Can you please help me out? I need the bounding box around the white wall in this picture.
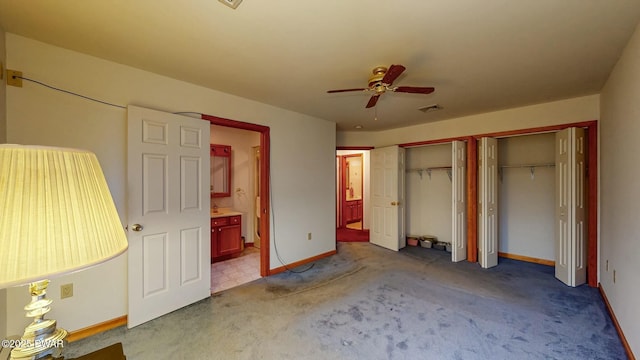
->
[600,23,640,355]
[4,33,336,335]
[337,95,599,147]
[405,144,453,244]
[210,125,260,243]
[498,133,555,261]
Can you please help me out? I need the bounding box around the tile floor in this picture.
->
[210,247,261,293]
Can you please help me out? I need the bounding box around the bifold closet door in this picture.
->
[555,127,586,287]
[479,137,498,268]
[452,140,467,262]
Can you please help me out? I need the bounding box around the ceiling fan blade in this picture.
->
[365,95,379,108]
[394,86,435,94]
[327,88,367,93]
[382,64,406,85]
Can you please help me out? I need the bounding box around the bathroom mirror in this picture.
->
[211,144,231,197]
[345,155,362,201]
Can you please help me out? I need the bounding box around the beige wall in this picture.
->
[600,23,640,355]
[337,95,599,147]
[4,33,336,335]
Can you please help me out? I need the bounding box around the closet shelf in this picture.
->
[499,163,555,181]
[499,163,555,169]
[407,166,452,181]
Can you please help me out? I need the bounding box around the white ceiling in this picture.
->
[1,1,639,131]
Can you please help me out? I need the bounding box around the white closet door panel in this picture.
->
[452,140,467,262]
[555,127,586,287]
[479,137,498,268]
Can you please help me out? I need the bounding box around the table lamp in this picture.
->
[0,144,128,359]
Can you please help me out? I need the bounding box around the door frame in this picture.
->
[399,120,598,287]
[339,153,364,228]
[201,114,271,277]
[336,147,374,231]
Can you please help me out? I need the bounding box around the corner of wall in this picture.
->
[0,27,7,340]
[0,27,7,143]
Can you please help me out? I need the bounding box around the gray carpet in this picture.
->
[63,242,625,359]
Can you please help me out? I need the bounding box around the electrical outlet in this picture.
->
[61,283,73,299]
[307,232,312,240]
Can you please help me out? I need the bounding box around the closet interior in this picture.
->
[405,143,454,254]
[497,133,556,264]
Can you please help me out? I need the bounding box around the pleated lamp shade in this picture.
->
[0,144,128,288]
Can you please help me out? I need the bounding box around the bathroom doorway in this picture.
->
[204,114,271,293]
[336,149,371,242]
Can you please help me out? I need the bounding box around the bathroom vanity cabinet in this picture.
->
[211,214,242,262]
[345,199,363,224]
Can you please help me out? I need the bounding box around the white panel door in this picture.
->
[451,140,467,262]
[555,127,586,287]
[479,137,498,268]
[370,145,405,251]
[127,106,211,328]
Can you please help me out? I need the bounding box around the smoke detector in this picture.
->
[219,0,242,9]
[418,104,442,113]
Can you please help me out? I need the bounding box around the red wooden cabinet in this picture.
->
[211,215,242,262]
[345,199,363,224]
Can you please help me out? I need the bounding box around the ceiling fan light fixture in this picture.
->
[373,82,386,94]
[219,0,242,9]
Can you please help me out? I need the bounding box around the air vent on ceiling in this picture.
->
[219,0,242,9]
[418,104,442,113]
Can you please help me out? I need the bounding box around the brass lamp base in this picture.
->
[10,280,67,360]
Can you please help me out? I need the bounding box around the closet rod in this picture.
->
[499,163,555,169]
[406,166,452,172]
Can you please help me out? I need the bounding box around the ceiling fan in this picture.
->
[326,64,435,108]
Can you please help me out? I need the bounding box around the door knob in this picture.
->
[131,224,143,232]
[391,201,400,206]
